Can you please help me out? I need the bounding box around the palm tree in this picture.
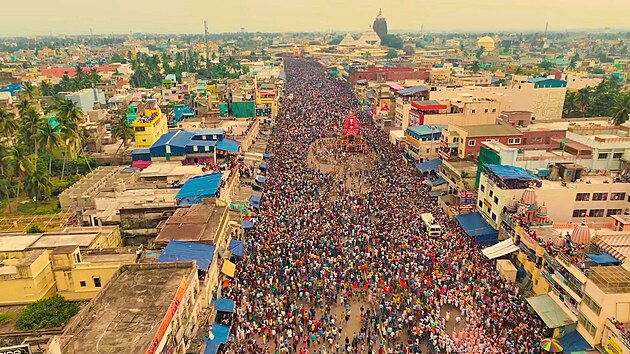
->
[24,165,53,209]
[2,144,35,208]
[53,96,83,125]
[18,108,42,154]
[0,178,11,201]
[35,120,63,172]
[20,82,40,101]
[576,88,592,117]
[110,113,134,152]
[563,91,579,118]
[16,99,31,119]
[611,93,630,125]
[0,108,18,138]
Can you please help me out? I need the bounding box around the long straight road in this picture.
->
[226,59,544,354]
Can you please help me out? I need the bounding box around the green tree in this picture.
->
[563,91,579,117]
[16,99,31,119]
[15,295,80,330]
[471,61,480,73]
[0,108,18,138]
[380,35,403,49]
[538,60,554,70]
[35,120,63,172]
[386,49,398,59]
[24,164,53,209]
[111,112,134,151]
[576,88,592,117]
[2,144,35,206]
[328,35,345,45]
[25,224,45,233]
[18,108,42,153]
[611,93,630,125]
[20,82,40,101]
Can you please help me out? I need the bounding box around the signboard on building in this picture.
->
[146,276,188,354]
[408,111,424,127]
[458,192,474,211]
[0,345,31,354]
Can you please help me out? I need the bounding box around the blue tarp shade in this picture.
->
[157,240,216,270]
[537,168,549,177]
[248,195,260,208]
[255,176,266,184]
[259,162,268,171]
[229,240,244,258]
[203,323,232,354]
[176,173,223,206]
[559,330,591,353]
[262,153,271,159]
[217,138,240,153]
[428,178,446,187]
[416,158,442,173]
[455,212,498,246]
[242,219,255,229]
[484,164,538,181]
[586,253,620,265]
[213,298,235,313]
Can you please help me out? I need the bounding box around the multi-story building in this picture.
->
[131,99,169,148]
[404,125,447,163]
[349,65,430,85]
[48,262,201,354]
[65,88,106,113]
[406,94,503,130]
[371,83,399,128]
[439,123,523,159]
[394,86,430,130]
[255,80,279,126]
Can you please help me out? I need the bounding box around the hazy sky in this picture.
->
[2,0,629,36]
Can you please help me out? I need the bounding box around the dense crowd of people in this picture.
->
[225,59,545,354]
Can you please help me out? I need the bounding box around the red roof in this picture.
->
[39,65,118,78]
[411,101,447,110]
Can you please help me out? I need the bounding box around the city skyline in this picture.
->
[1,0,629,36]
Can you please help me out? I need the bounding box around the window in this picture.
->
[611,192,626,201]
[582,295,602,315]
[79,281,86,287]
[613,152,623,159]
[453,137,460,143]
[607,209,622,216]
[489,190,494,197]
[93,277,102,288]
[572,209,587,217]
[598,153,609,160]
[480,185,486,192]
[492,108,497,113]
[491,213,497,221]
[484,109,488,113]
[471,109,476,114]
[575,193,590,201]
[588,209,605,217]
[592,193,608,201]
[468,140,476,146]
[578,313,597,337]
[478,200,483,208]
[494,196,499,204]
[507,138,521,145]
[134,126,145,132]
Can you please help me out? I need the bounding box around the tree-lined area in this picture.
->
[563,77,630,124]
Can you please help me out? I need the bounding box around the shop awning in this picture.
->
[221,260,236,277]
[203,323,232,354]
[228,240,244,258]
[241,219,255,229]
[526,294,574,329]
[586,253,620,265]
[428,178,446,187]
[248,195,260,208]
[455,211,498,246]
[416,158,442,173]
[255,176,267,184]
[482,238,519,259]
[213,298,235,313]
[259,162,268,171]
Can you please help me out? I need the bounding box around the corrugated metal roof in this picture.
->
[594,235,630,262]
[397,86,429,96]
[217,138,240,153]
[157,240,216,270]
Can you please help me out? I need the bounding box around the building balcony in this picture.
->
[606,318,630,351]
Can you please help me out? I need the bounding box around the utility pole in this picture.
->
[544,22,548,36]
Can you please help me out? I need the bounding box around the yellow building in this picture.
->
[0,250,56,305]
[132,100,168,148]
[255,80,279,126]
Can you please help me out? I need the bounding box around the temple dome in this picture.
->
[477,35,495,51]
[571,222,591,245]
[357,27,381,47]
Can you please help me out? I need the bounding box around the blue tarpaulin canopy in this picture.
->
[455,212,498,246]
[242,219,255,229]
[176,173,223,206]
[157,241,216,271]
[586,253,620,265]
[213,298,235,313]
[203,324,232,354]
[428,178,446,187]
[559,330,591,353]
[229,240,244,258]
[217,138,240,153]
[262,153,271,159]
[259,162,268,171]
[255,176,267,184]
[248,195,260,208]
[416,158,442,173]
[484,164,538,181]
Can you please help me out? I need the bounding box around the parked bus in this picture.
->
[420,213,442,237]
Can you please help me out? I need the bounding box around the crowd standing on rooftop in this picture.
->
[224,59,545,354]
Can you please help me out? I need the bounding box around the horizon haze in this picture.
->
[2,0,629,37]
